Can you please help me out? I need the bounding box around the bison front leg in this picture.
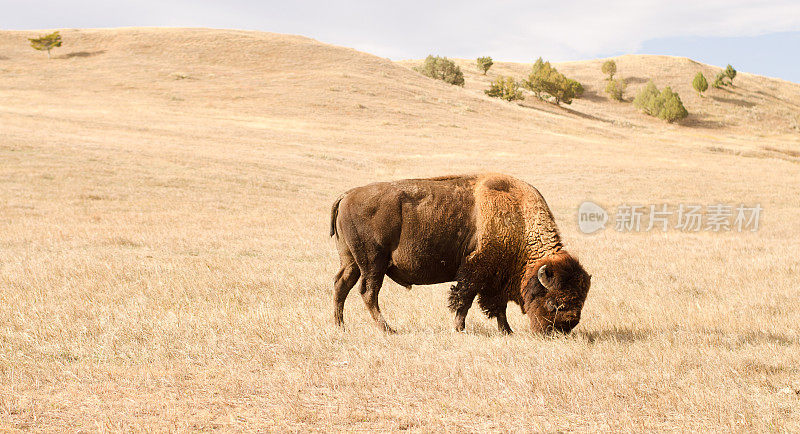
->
[448,280,478,332]
[496,309,513,335]
[477,292,513,335]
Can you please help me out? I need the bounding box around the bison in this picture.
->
[330,173,591,334]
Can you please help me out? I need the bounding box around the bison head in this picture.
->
[523,252,591,334]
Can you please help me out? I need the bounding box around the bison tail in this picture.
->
[330,193,346,237]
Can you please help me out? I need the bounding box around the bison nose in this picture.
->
[554,319,580,334]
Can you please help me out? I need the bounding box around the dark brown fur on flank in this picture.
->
[330,173,591,334]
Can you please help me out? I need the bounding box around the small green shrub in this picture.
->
[658,87,688,122]
[712,72,727,88]
[601,60,617,80]
[633,81,688,123]
[692,72,708,96]
[477,56,493,75]
[725,64,737,82]
[29,31,62,59]
[525,58,547,99]
[605,78,626,101]
[484,76,524,101]
[568,79,584,98]
[415,55,465,86]
[712,65,737,88]
[633,81,661,115]
[523,57,583,105]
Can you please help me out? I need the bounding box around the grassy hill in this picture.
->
[1,28,799,431]
[418,54,800,135]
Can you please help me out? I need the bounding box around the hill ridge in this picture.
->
[1,27,798,156]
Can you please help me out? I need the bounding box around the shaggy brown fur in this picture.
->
[330,173,591,334]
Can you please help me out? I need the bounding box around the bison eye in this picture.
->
[544,299,565,313]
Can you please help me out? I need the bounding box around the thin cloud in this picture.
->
[3,0,799,61]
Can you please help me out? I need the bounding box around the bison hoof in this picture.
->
[378,322,396,334]
[453,315,467,333]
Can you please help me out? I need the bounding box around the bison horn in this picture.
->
[538,265,553,290]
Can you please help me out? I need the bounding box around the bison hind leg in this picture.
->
[334,261,361,327]
[360,272,396,334]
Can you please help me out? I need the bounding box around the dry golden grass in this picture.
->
[1,28,799,431]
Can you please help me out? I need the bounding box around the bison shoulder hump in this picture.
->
[483,175,511,193]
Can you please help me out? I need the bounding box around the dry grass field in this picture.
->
[1,28,799,431]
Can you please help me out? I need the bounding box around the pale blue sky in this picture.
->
[2,0,799,83]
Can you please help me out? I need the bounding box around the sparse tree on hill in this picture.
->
[658,86,688,122]
[568,79,584,98]
[692,72,708,97]
[484,76,524,101]
[477,56,493,75]
[551,76,575,105]
[605,78,626,101]
[524,58,551,99]
[29,31,62,59]
[712,72,727,88]
[532,57,544,71]
[725,64,737,83]
[601,60,617,80]
[415,55,465,86]
[634,81,661,115]
[712,66,737,88]
[526,57,546,98]
[634,81,688,123]
[523,57,583,105]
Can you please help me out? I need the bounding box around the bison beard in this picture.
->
[330,173,591,334]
